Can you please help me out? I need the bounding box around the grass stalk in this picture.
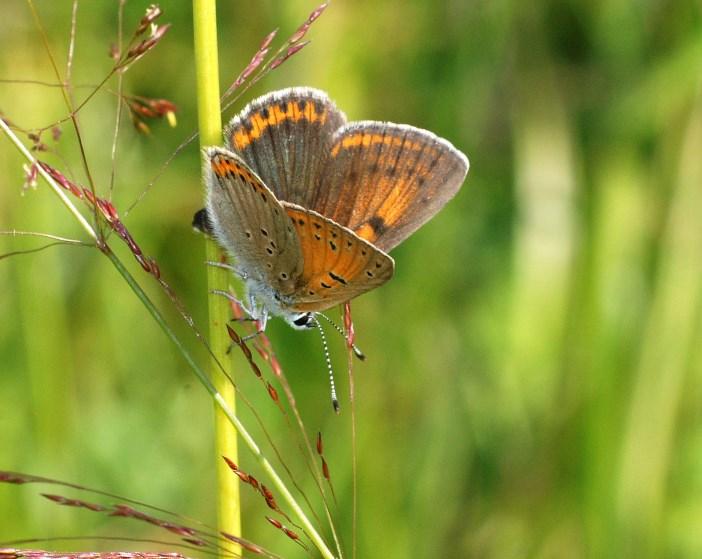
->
[191,0,241,551]
[191,5,337,558]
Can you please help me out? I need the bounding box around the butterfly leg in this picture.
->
[209,289,269,342]
[209,289,257,319]
[205,260,248,280]
[241,309,268,342]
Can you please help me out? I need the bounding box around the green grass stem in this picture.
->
[191,0,241,551]
[191,4,336,558]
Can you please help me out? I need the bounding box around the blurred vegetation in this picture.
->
[1,1,702,558]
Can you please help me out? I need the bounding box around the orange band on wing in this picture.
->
[330,132,428,157]
[211,156,255,182]
[230,100,329,151]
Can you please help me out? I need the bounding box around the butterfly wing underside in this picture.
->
[312,122,469,252]
[282,203,394,312]
[224,87,347,208]
[205,147,303,294]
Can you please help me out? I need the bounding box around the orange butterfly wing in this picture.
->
[206,147,303,295]
[224,87,346,206]
[312,122,469,252]
[282,203,394,312]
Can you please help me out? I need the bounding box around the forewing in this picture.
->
[282,203,394,312]
[224,87,347,206]
[313,122,469,252]
[205,147,302,294]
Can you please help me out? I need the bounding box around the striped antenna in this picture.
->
[316,312,366,361]
[313,317,339,413]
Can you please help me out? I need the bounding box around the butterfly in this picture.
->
[198,87,469,332]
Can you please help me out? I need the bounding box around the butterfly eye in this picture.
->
[292,313,314,328]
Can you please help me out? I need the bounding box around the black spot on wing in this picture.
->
[329,271,348,285]
[368,215,387,235]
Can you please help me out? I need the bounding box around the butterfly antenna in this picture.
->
[313,317,340,414]
[316,312,366,361]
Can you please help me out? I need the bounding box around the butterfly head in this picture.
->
[263,286,315,330]
[285,311,316,330]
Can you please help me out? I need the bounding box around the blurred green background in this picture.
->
[2,1,702,558]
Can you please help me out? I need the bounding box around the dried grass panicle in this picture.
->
[123,23,171,67]
[110,505,201,542]
[343,302,355,350]
[135,4,163,36]
[2,470,277,556]
[26,132,48,152]
[225,322,290,413]
[101,5,169,70]
[289,1,329,44]
[316,431,324,455]
[254,334,284,377]
[42,493,107,512]
[223,1,329,98]
[226,29,278,96]
[269,41,310,70]
[266,381,279,403]
[22,163,39,193]
[0,551,187,559]
[315,432,332,481]
[220,533,265,555]
[222,457,288,520]
[35,161,161,277]
[0,472,39,484]
[37,490,204,545]
[225,325,258,373]
[127,96,178,134]
[265,517,305,548]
